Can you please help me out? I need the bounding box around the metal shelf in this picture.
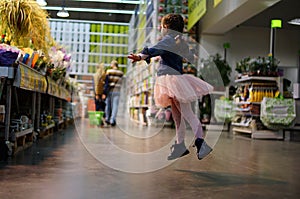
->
[129,105,149,108]
[211,91,226,95]
[41,123,55,131]
[14,127,34,138]
[0,66,14,78]
[235,76,278,83]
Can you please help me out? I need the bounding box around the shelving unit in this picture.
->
[126,0,158,125]
[211,89,234,131]
[0,61,77,155]
[231,76,283,139]
[49,19,129,79]
[1,63,45,152]
[127,60,155,125]
[49,19,130,111]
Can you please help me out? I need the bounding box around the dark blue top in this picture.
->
[141,34,194,76]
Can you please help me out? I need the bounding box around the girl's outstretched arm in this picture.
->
[128,53,148,63]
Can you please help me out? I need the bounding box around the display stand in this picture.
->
[0,61,75,155]
[46,77,72,132]
[0,66,14,142]
[232,76,283,139]
[1,63,46,152]
[39,123,55,139]
[211,90,234,131]
[202,87,231,131]
[38,92,55,139]
[282,100,300,141]
[12,62,48,150]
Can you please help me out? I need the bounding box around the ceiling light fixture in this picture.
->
[36,0,47,6]
[73,0,140,4]
[57,0,69,18]
[288,18,300,26]
[57,7,69,18]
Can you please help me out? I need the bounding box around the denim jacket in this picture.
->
[141,33,194,76]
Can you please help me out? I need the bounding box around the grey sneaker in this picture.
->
[195,138,212,160]
[167,141,190,160]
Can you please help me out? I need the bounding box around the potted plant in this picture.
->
[267,56,279,76]
[250,56,279,76]
[200,53,232,90]
[236,56,251,76]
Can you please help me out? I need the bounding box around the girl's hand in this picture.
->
[128,54,141,63]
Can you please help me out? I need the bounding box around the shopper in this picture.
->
[93,63,107,126]
[104,60,124,126]
[128,13,214,160]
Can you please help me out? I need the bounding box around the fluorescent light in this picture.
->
[57,7,69,18]
[288,18,300,26]
[73,0,140,4]
[37,0,47,6]
[44,6,135,14]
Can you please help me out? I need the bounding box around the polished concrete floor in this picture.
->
[0,118,300,199]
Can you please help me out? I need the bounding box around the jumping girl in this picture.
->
[128,13,214,160]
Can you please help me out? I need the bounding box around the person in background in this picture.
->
[93,63,107,126]
[104,60,124,126]
[128,13,214,161]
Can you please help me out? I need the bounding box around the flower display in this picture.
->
[47,46,72,82]
[0,43,20,66]
[49,46,72,70]
[0,0,54,55]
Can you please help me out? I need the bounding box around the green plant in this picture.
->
[251,56,279,76]
[267,56,280,75]
[236,57,251,74]
[253,56,267,75]
[236,56,279,76]
[200,53,232,87]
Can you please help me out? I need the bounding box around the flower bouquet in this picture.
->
[47,46,72,82]
[0,44,20,66]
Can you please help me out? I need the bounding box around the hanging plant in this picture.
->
[0,0,54,55]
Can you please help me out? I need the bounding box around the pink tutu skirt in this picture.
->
[154,74,214,107]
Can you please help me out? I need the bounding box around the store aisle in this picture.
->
[0,118,299,199]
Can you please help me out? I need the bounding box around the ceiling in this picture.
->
[45,0,139,23]
[44,0,300,30]
[241,0,300,31]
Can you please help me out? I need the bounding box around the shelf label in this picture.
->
[13,64,47,93]
[47,77,61,98]
[47,77,71,101]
